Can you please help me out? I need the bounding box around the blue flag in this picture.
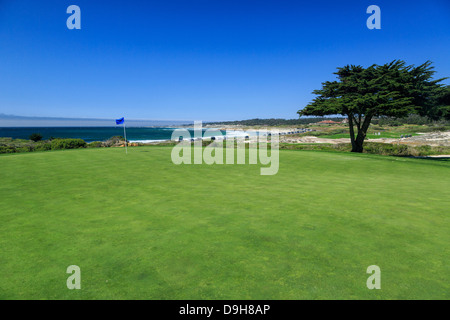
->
[116,117,124,125]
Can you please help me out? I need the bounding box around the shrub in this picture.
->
[87,141,104,148]
[15,146,33,153]
[0,145,16,154]
[34,141,52,151]
[279,143,352,152]
[363,143,410,156]
[51,138,87,150]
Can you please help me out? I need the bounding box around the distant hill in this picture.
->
[205,117,345,126]
[205,115,450,127]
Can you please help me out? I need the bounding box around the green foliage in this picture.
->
[29,133,43,142]
[0,145,16,153]
[15,146,33,153]
[280,143,352,152]
[363,143,410,156]
[0,138,34,154]
[297,128,347,138]
[0,136,126,153]
[34,141,52,151]
[0,138,86,154]
[87,141,104,148]
[299,60,447,119]
[436,85,450,120]
[50,138,87,150]
[359,142,449,156]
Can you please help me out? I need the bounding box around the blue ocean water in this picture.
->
[0,127,216,143]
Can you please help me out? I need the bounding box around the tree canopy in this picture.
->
[29,133,43,142]
[298,60,448,152]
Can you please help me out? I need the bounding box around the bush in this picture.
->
[0,145,16,154]
[279,143,352,152]
[51,138,87,150]
[15,146,33,153]
[415,145,432,155]
[34,141,52,152]
[87,141,104,148]
[363,143,410,156]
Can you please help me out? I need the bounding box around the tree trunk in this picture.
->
[347,114,359,152]
[352,136,365,153]
[351,114,373,153]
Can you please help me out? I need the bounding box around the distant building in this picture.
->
[341,118,349,124]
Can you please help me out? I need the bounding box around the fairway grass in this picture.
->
[0,147,449,299]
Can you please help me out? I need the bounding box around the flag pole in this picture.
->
[123,122,128,154]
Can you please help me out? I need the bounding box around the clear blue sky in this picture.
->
[0,0,449,121]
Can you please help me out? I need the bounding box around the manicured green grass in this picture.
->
[0,147,449,299]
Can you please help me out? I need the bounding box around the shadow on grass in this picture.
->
[407,156,450,162]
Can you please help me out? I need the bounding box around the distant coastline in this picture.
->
[0,114,194,127]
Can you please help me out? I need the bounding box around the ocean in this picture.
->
[0,127,223,143]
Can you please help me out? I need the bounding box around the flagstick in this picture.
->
[123,122,128,154]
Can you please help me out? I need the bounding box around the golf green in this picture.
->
[0,147,448,299]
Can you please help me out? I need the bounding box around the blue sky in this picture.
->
[0,0,449,121]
